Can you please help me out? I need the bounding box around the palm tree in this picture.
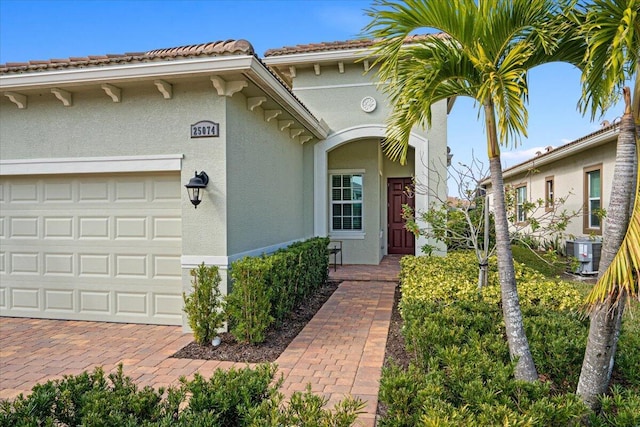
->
[364,0,582,381]
[572,0,640,410]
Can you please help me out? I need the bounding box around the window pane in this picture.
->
[589,171,601,197]
[333,217,342,230]
[343,188,351,200]
[352,175,363,200]
[332,189,341,201]
[343,217,352,229]
[590,199,601,228]
[343,175,351,187]
[333,204,341,216]
[353,217,362,230]
[332,175,341,188]
[353,204,362,216]
[343,204,352,216]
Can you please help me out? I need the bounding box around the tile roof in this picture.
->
[501,121,621,174]
[264,33,446,57]
[0,39,255,74]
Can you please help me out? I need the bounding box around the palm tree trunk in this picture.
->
[485,101,538,382]
[576,102,637,410]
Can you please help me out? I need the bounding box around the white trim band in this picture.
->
[0,154,183,175]
[181,237,308,269]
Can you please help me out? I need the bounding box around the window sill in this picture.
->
[329,231,366,240]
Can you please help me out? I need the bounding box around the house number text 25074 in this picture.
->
[190,120,220,138]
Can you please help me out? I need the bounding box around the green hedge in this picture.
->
[226,237,330,344]
[0,363,364,426]
[378,252,639,426]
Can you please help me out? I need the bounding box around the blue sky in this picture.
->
[0,0,626,173]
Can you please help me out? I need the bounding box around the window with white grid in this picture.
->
[331,174,363,231]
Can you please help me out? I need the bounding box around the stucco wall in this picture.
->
[0,80,229,258]
[225,92,308,255]
[291,62,448,261]
[499,139,616,240]
[328,138,382,264]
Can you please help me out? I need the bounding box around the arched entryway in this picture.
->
[314,124,429,263]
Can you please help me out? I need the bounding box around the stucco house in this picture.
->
[0,37,449,327]
[483,123,620,252]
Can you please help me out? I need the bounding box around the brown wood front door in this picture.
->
[387,177,415,254]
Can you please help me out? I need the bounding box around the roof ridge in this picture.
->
[0,39,255,74]
[264,33,446,57]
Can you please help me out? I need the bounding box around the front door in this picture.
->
[387,177,415,254]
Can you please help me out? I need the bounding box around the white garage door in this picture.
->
[0,172,183,325]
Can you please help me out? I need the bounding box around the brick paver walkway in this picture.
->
[0,256,400,426]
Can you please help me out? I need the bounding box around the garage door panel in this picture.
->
[115,217,147,239]
[154,294,183,317]
[115,255,148,277]
[116,292,147,315]
[44,253,74,275]
[45,289,74,311]
[79,217,111,239]
[11,288,40,309]
[80,291,111,313]
[79,181,109,201]
[10,182,38,202]
[153,217,181,239]
[44,217,74,239]
[10,217,39,238]
[44,182,73,202]
[79,254,111,276]
[10,252,39,274]
[1,173,183,325]
[115,180,147,201]
[153,255,181,278]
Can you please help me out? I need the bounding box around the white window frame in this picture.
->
[516,184,527,223]
[584,165,602,234]
[329,169,365,239]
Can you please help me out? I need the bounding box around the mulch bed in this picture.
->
[171,280,341,363]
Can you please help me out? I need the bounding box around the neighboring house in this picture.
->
[0,38,449,327]
[483,123,620,245]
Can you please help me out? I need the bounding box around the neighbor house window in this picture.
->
[331,174,363,231]
[545,176,554,212]
[584,164,602,234]
[516,185,527,223]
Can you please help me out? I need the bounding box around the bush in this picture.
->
[226,237,329,344]
[0,364,365,427]
[226,257,274,345]
[183,263,225,345]
[377,251,638,426]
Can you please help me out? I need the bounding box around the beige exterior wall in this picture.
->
[496,139,616,241]
[327,139,407,264]
[289,62,448,262]
[225,92,309,255]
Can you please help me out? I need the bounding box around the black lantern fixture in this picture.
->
[185,171,209,208]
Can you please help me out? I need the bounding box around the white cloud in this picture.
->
[501,146,554,168]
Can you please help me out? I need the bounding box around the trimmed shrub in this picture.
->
[378,251,638,426]
[0,365,166,427]
[226,257,274,345]
[0,364,364,427]
[183,263,225,345]
[226,237,330,344]
[0,363,365,427]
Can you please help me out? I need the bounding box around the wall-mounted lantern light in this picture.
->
[185,171,209,208]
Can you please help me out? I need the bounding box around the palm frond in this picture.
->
[579,0,640,119]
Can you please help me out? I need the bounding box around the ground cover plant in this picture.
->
[378,251,639,426]
[0,364,365,427]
